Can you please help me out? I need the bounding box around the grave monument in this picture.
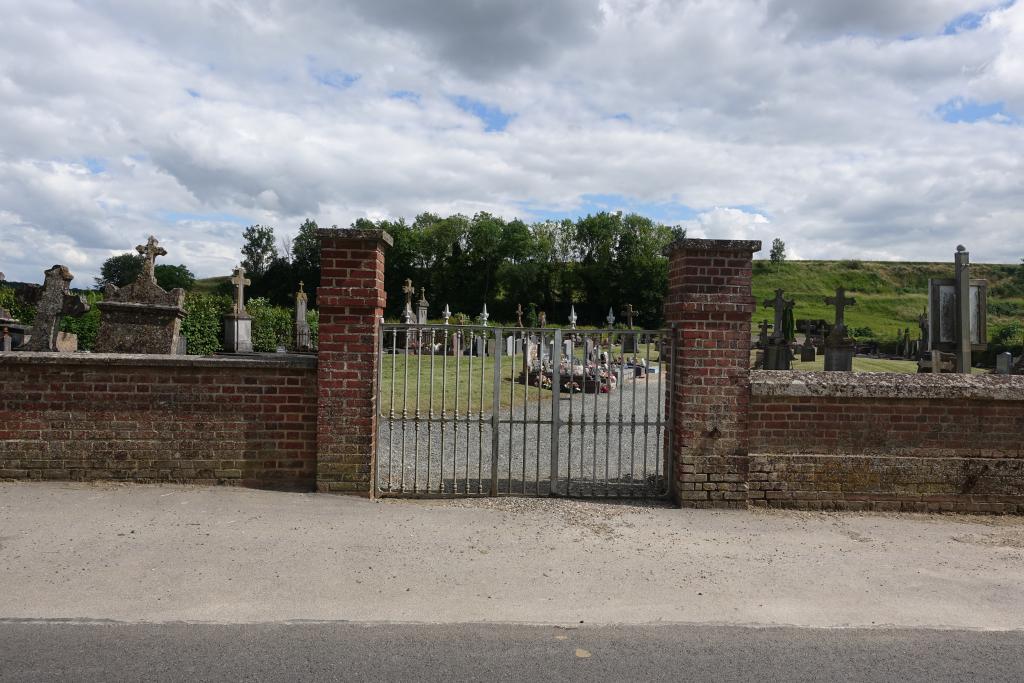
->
[223,265,253,353]
[23,265,90,352]
[621,303,637,353]
[294,281,311,351]
[401,278,416,324]
[762,289,794,370]
[823,287,856,371]
[924,245,987,374]
[95,236,187,354]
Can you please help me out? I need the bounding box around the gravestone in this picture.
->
[757,319,772,349]
[1013,354,1024,375]
[2,327,11,352]
[563,339,573,360]
[515,304,524,328]
[926,246,987,373]
[223,265,253,353]
[486,338,496,358]
[417,288,429,325]
[95,236,186,354]
[24,265,89,352]
[823,287,856,372]
[762,289,794,370]
[996,352,1013,375]
[621,303,637,353]
[401,278,416,325]
[294,281,311,351]
[583,338,595,361]
[800,339,816,362]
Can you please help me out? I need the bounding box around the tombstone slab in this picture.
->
[95,236,186,354]
[996,352,1013,375]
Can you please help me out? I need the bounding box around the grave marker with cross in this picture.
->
[136,236,167,283]
[763,289,794,341]
[230,265,251,315]
[824,287,856,338]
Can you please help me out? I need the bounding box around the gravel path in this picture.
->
[376,373,669,498]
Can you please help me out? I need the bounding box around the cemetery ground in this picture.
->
[2,482,1024,681]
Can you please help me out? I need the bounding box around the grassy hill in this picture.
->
[752,260,1024,342]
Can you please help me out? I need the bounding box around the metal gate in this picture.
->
[375,324,673,499]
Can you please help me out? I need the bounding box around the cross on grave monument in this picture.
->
[515,304,524,328]
[823,287,857,371]
[417,288,429,325]
[757,319,772,347]
[294,281,311,351]
[223,265,253,353]
[23,265,90,351]
[761,289,794,370]
[401,278,416,324]
[95,235,188,354]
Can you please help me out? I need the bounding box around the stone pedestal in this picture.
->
[996,352,1013,375]
[96,301,186,354]
[800,344,816,362]
[763,339,791,370]
[824,343,855,371]
[224,313,253,353]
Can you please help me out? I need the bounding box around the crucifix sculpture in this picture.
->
[515,304,523,328]
[824,287,856,336]
[758,319,772,345]
[230,265,251,315]
[763,289,794,341]
[136,235,167,283]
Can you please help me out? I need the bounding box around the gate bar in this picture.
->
[551,328,562,496]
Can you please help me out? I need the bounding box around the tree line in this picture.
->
[237,212,684,329]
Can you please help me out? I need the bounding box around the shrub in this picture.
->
[307,309,319,349]
[181,292,232,355]
[60,291,103,350]
[0,286,36,325]
[248,297,293,352]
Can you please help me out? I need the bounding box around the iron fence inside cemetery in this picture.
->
[376,323,674,499]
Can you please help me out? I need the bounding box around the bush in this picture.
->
[248,297,293,352]
[181,292,232,355]
[0,286,36,325]
[60,291,103,350]
[307,309,319,349]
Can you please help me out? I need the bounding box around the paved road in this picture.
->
[377,375,670,496]
[2,622,1023,682]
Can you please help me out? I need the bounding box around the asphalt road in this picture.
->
[2,622,1023,682]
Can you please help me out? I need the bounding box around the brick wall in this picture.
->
[748,371,1024,513]
[664,238,762,508]
[315,228,391,493]
[0,353,317,489]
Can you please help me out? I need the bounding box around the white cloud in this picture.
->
[0,0,1022,285]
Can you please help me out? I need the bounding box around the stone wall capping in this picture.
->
[316,227,394,247]
[751,369,1024,401]
[663,238,763,256]
[0,351,317,370]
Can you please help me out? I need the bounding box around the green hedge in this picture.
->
[181,292,233,355]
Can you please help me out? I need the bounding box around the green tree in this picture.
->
[291,219,320,305]
[95,253,144,289]
[155,264,195,291]
[770,238,786,264]
[241,224,278,277]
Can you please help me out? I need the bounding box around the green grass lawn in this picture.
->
[752,260,1024,342]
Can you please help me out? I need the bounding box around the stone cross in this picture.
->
[824,287,856,333]
[621,303,634,329]
[763,289,793,339]
[515,304,523,327]
[538,311,546,328]
[24,265,89,352]
[136,236,167,282]
[758,319,772,345]
[230,265,251,315]
[402,278,415,308]
[917,309,928,351]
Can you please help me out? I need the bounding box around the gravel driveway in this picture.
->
[376,373,670,498]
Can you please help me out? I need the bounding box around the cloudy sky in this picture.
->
[1,0,1022,284]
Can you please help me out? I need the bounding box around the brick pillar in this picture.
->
[664,239,761,508]
[316,228,392,494]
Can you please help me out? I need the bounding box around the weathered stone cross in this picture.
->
[824,287,856,332]
[763,289,794,338]
[758,319,772,343]
[136,235,167,282]
[515,304,524,327]
[230,265,251,315]
[402,278,415,307]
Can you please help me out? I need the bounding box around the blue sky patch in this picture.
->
[186,88,200,98]
[449,95,513,132]
[608,113,632,122]
[389,90,421,103]
[83,157,105,174]
[937,97,1019,124]
[942,1,1014,35]
[308,59,360,90]
[519,194,700,223]
[160,211,250,225]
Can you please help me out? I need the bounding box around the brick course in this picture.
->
[0,353,317,489]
